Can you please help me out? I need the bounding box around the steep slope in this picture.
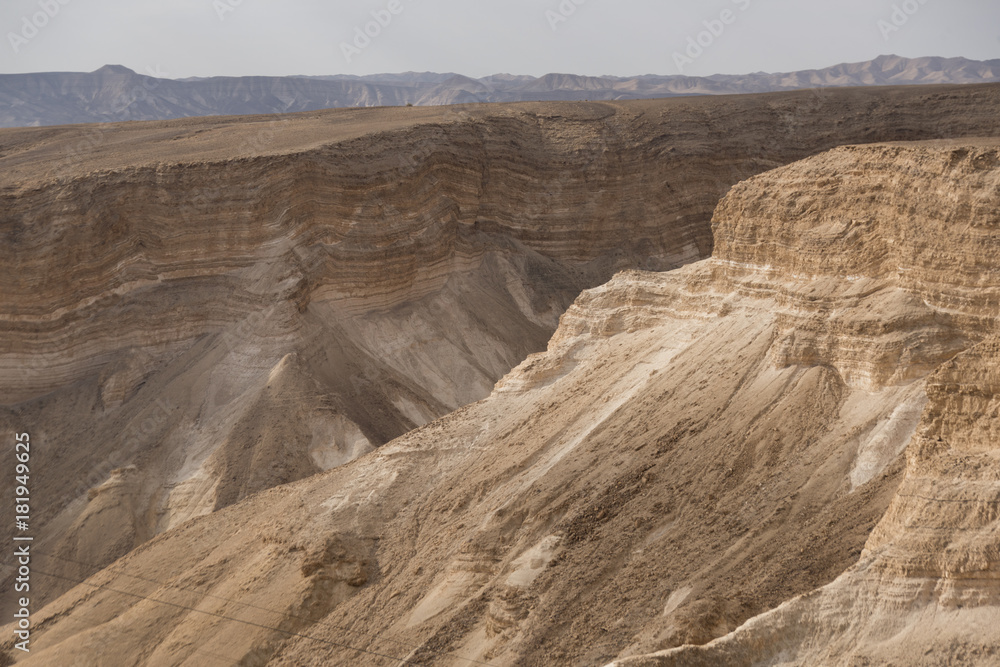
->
[2,56,1000,127]
[5,139,999,666]
[4,86,1000,618]
[613,141,1000,667]
[615,340,1000,667]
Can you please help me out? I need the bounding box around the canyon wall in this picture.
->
[4,84,999,618]
[612,140,1000,666]
[5,137,1000,665]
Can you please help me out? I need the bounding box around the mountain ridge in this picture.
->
[2,55,999,127]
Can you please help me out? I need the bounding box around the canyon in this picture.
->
[1,83,1000,665]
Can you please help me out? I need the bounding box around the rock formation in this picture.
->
[2,97,999,664]
[613,141,1000,666]
[4,86,1000,623]
[9,88,992,588]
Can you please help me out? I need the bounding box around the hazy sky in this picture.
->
[1,0,998,78]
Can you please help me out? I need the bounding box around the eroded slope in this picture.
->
[615,141,1000,667]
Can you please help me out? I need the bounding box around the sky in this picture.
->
[1,0,998,79]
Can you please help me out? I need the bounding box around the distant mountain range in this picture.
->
[1,55,999,128]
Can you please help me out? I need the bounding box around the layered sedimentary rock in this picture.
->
[5,84,999,619]
[5,137,999,665]
[614,340,1000,667]
[613,142,1000,667]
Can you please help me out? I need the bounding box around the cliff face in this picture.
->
[713,141,1000,389]
[6,134,1000,665]
[614,142,1000,667]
